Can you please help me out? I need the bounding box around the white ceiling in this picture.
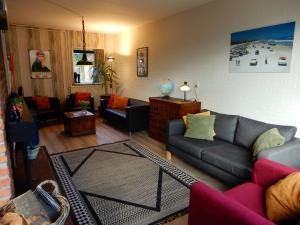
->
[6,0,214,33]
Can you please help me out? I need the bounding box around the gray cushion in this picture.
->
[210,111,238,143]
[168,135,226,159]
[234,117,297,149]
[202,144,253,180]
[105,108,126,118]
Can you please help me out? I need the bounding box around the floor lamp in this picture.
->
[107,56,114,95]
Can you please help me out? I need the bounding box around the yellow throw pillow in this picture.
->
[183,111,211,126]
[266,172,300,223]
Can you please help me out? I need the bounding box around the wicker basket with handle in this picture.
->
[0,180,70,225]
[37,180,70,225]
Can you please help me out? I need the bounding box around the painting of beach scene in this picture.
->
[229,22,296,73]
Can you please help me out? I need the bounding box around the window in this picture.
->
[73,50,99,84]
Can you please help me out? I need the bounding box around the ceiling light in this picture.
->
[77,17,93,66]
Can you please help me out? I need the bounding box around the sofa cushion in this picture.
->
[210,111,238,143]
[32,96,50,110]
[105,108,126,118]
[252,128,285,159]
[234,117,297,149]
[202,144,253,180]
[182,111,211,127]
[266,172,300,223]
[168,135,226,159]
[225,182,266,217]
[107,94,116,108]
[75,92,91,106]
[111,95,129,109]
[184,114,216,141]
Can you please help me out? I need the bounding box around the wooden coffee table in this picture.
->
[63,111,96,136]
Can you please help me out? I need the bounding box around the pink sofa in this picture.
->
[188,159,299,225]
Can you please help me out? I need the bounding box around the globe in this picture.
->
[159,79,174,97]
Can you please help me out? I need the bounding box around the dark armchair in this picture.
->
[100,96,149,135]
[24,96,61,124]
[66,93,94,113]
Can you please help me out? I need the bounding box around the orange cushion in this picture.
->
[75,92,91,106]
[266,172,300,223]
[111,95,129,109]
[107,94,116,108]
[32,96,50,110]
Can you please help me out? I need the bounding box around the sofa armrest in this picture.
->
[49,97,61,111]
[66,95,73,111]
[100,98,109,109]
[89,96,95,113]
[257,138,300,169]
[188,182,274,225]
[100,97,109,118]
[126,105,149,132]
[166,119,186,139]
[252,159,297,189]
[24,97,37,110]
[126,105,149,114]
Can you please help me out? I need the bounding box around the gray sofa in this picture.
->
[166,111,300,186]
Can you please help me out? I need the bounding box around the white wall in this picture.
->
[113,0,300,135]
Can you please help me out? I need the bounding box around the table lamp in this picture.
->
[180,81,191,101]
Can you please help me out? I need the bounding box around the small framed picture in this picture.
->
[137,47,148,77]
[29,50,52,78]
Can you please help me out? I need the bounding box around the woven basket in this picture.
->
[38,180,70,225]
[0,180,70,225]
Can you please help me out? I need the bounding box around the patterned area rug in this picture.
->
[51,141,197,225]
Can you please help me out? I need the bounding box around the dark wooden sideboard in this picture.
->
[6,100,36,189]
[148,97,201,143]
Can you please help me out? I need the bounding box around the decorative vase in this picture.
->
[27,145,40,160]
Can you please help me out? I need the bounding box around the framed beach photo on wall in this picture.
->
[29,50,52,78]
[137,47,148,77]
[229,21,296,73]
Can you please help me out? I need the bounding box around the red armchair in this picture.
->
[188,159,299,225]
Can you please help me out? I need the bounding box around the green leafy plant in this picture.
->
[79,100,90,110]
[95,57,117,95]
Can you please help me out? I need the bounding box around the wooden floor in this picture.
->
[39,118,228,225]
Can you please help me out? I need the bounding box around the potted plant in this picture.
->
[79,100,90,113]
[27,144,40,160]
[95,57,117,95]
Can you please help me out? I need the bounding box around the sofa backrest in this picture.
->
[67,94,76,106]
[24,96,60,110]
[234,117,297,149]
[128,98,149,107]
[210,111,239,144]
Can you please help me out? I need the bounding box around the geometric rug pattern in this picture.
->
[51,141,198,225]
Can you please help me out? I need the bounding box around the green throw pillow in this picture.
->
[184,114,216,141]
[252,128,285,159]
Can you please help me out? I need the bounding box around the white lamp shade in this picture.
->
[107,56,114,62]
[180,85,191,91]
[180,81,191,92]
